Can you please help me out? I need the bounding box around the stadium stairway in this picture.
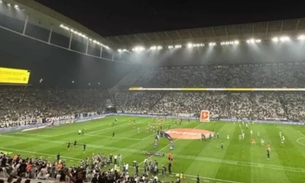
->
[149,92,168,110]
[109,69,145,92]
[279,97,289,118]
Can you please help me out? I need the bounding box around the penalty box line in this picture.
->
[296,130,305,147]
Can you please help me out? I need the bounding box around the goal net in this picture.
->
[200,110,210,122]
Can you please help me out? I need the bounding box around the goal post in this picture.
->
[200,110,210,122]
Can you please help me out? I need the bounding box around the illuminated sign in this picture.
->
[0,67,30,84]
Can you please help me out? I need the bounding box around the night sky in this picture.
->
[35,0,305,37]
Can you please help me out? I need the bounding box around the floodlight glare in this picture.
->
[187,43,193,48]
[247,39,255,43]
[132,46,145,52]
[280,36,290,42]
[0,0,2,4]
[168,45,174,49]
[272,37,279,42]
[157,46,162,50]
[150,46,157,50]
[298,35,305,40]
[7,3,11,7]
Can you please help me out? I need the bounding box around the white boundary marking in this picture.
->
[187,174,243,183]
[296,131,305,147]
[85,134,141,141]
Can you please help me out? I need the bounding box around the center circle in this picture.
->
[165,128,214,139]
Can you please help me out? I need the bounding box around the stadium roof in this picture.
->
[6,0,117,48]
[105,18,305,48]
[3,1,305,51]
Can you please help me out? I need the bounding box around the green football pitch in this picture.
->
[0,116,305,183]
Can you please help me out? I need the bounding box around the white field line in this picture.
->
[0,140,304,173]
[0,146,243,183]
[16,121,148,139]
[1,132,305,173]
[296,131,305,147]
[85,134,141,141]
[185,174,243,183]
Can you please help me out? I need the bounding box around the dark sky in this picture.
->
[35,0,305,37]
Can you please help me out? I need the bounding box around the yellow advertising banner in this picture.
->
[0,67,30,84]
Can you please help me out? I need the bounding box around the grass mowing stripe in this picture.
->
[214,123,251,182]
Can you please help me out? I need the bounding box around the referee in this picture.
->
[267,149,270,160]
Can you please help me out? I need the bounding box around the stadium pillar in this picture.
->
[100,47,103,58]
[69,32,73,50]
[48,24,53,44]
[22,15,29,35]
[85,39,89,55]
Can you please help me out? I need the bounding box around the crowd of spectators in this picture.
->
[0,153,165,183]
[114,65,305,122]
[2,65,305,125]
[134,65,305,88]
[114,92,304,121]
[0,87,106,128]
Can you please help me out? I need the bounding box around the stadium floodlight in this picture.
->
[247,39,255,44]
[132,46,145,52]
[175,45,182,48]
[280,36,290,42]
[0,0,2,4]
[247,39,261,44]
[150,46,157,50]
[157,46,162,50]
[187,43,193,48]
[60,24,108,48]
[60,24,70,31]
[298,35,305,40]
[168,45,174,49]
[209,42,216,46]
[7,3,11,7]
[221,41,238,45]
[72,81,75,83]
[191,43,204,47]
[14,5,19,9]
[272,37,279,42]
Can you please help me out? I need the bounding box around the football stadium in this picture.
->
[0,1,305,183]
